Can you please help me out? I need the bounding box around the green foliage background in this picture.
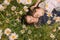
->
[0,0,60,40]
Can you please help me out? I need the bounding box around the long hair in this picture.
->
[21,1,41,25]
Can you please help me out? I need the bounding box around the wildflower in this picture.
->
[26,0,32,4]
[52,28,56,32]
[46,12,53,17]
[9,33,18,40]
[4,0,11,5]
[19,11,23,15]
[4,28,11,36]
[16,18,20,22]
[23,6,29,12]
[22,24,28,30]
[11,6,16,11]
[47,20,51,24]
[28,30,32,34]
[50,33,55,39]
[0,4,5,11]
[17,0,21,4]
[53,17,60,22]
[17,0,25,4]
[20,29,25,34]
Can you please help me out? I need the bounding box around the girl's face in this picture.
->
[33,8,44,18]
[26,16,39,24]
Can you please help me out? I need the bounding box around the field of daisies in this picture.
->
[0,0,60,40]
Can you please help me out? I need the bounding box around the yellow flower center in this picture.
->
[27,0,30,3]
[45,4,48,8]
[7,0,11,2]
[12,35,16,39]
[17,0,20,3]
[6,31,10,34]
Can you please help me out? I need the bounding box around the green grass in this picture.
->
[0,0,60,40]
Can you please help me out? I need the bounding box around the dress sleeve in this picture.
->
[38,2,46,9]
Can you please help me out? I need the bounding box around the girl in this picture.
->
[30,0,60,24]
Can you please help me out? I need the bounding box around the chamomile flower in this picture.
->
[23,6,29,12]
[0,4,5,11]
[11,6,16,11]
[4,0,11,5]
[20,29,25,34]
[17,0,26,4]
[53,17,60,22]
[52,28,56,32]
[4,28,11,36]
[26,0,32,4]
[9,33,18,40]
[46,12,53,17]
[50,33,55,39]
[47,20,51,24]
[19,11,23,15]
[0,30,3,39]
[22,24,28,30]
[28,30,32,34]
[17,0,21,4]
[17,0,22,3]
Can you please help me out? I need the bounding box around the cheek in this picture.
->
[26,18,31,22]
[34,18,38,23]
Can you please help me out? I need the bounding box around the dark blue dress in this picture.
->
[38,9,60,24]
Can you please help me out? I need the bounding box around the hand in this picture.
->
[30,6,36,10]
[30,0,41,10]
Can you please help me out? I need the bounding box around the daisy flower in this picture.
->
[9,33,18,40]
[11,6,16,11]
[3,0,11,5]
[17,0,26,4]
[17,0,21,4]
[22,24,28,30]
[19,11,23,15]
[28,30,32,34]
[52,28,56,32]
[0,4,5,11]
[0,30,3,39]
[26,0,32,4]
[50,33,55,39]
[47,20,51,24]
[23,6,29,12]
[53,17,60,22]
[46,12,53,17]
[20,29,25,34]
[4,28,11,36]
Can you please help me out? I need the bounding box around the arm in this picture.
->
[30,0,41,10]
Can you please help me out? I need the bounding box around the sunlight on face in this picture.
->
[26,16,38,24]
[33,8,44,18]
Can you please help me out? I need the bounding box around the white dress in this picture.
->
[38,0,60,13]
